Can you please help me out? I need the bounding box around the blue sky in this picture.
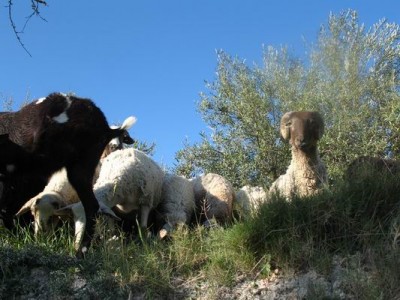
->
[1,1,399,169]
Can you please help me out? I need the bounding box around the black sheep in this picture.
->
[0,92,135,257]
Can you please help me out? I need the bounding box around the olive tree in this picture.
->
[174,10,400,188]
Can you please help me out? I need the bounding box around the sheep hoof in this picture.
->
[75,244,90,259]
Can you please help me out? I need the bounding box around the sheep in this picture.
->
[233,185,267,219]
[100,124,134,159]
[269,111,327,199]
[346,155,400,183]
[154,173,196,239]
[55,148,165,250]
[191,173,234,227]
[0,92,136,256]
[14,118,136,234]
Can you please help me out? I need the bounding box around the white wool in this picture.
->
[234,185,267,218]
[158,173,195,235]
[191,173,234,225]
[269,149,327,199]
[60,148,164,249]
[93,148,164,213]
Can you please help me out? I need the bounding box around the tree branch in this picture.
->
[7,0,48,57]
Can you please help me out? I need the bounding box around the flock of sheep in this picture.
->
[0,93,397,256]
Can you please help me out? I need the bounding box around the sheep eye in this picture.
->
[285,121,292,127]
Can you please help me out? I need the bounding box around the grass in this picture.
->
[1,170,400,299]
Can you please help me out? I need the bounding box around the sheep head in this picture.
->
[280,111,324,152]
[16,192,64,234]
[102,116,137,159]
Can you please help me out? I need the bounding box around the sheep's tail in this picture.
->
[108,115,137,140]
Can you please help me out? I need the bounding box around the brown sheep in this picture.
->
[269,111,327,199]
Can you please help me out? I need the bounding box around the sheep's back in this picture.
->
[192,173,234,224]
[94,148,164,210]
[43,168,80,204]
[160,174,195,225]
[234,185,267,217]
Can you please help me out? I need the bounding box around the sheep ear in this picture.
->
[280,112,293,140]
[16,197,37,216]
[98,202,121,221]
[121,116,137,130]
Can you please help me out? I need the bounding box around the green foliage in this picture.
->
[131,139,156,156]
[175,9,400,186]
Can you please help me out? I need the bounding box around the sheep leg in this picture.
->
[139,205,151,238]
[66,162,99,257]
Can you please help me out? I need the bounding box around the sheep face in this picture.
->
[108,124,135,150]
[280,111,324,152]
[32,195,63,233]
[16,193,63,234]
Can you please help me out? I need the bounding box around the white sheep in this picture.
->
[15,116,136,234]
[269,111,327,199]
[57,147,165,250]
[156,173,196,239]
[191,173,234,226]
[16,168,79,234]
[234,185,267,219]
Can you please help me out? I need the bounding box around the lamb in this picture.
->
[154,173,196,238]
[233,185,267,219]
[191,173,234,226]
[0,92,136,256]
[14,118,136,234]
[55,148,165,250]
[269,111,327,199]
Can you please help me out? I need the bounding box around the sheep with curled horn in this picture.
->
[269,111,327,199]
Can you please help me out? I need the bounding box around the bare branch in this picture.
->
[7,0,49,57]
[21,0,48,33]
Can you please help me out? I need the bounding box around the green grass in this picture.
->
[1,171,400,299]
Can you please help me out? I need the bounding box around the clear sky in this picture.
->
[1,1,399,169]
